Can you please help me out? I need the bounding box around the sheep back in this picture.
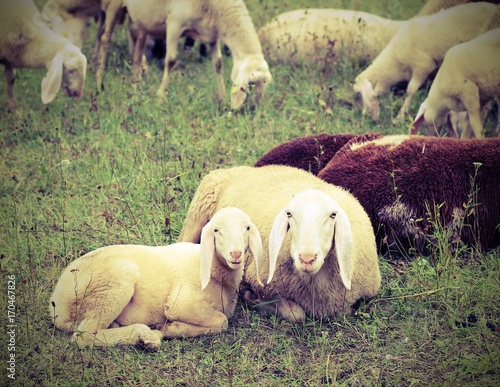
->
[318,135,500,253]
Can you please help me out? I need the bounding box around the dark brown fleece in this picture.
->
[254,133,358,175]
[318,136,500,253]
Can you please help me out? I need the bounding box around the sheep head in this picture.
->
[353,77,380,121]
[268,190,354,290]
[199,207,264,290]
[230,55,272,109]
[42,43,87,104]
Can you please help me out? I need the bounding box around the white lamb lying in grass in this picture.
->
[49,207,264,350]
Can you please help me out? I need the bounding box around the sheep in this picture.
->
[353,2,500,122]
[49,207,264,350]
[178,165,380,323]
[411,27,500,139]
[0,0,87,112]
[254,133,358,175]
[255,134,500,254]
[416,0,500,16]
[258,8,405,67]
[124,0,272,109]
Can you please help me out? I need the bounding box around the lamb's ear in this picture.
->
[41,51,64,104]
[248,223,264,286]
[411,101,426,135]
[267,208,289,284]
[230,78,248,109]
[333,207,353,290]
[358,79,379,120]
[199,222,215,290]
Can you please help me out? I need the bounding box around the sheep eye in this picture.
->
[330,212,337,219]
[213,228,219,233]
[246,226,251,231]
[286,211,292,218]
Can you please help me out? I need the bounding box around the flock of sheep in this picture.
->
[1,0,499,349]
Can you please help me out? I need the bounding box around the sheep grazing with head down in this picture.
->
[49,207,264,350]
[256,133,500,253]
[178,165,380,323]
[123,0,272,109]
[353,2,500,121]
[411,27,500,139]
[258,9,405,67]
[0,0,87,112]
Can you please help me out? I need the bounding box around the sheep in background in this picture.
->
[254,133,357,175]
[353,2,500,122]
[0,0,87,112]
[124,0,272,109]
[416,0,500,16]
[178,165,380,323]
[50,207,264,349]
[257,9,405,67]
[411,28,500,138]
[255,134,500,254]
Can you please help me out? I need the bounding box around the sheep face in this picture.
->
[268,190,354,289]
[353,77,380,121]
[199,207,264,289]
[230,56,272,109]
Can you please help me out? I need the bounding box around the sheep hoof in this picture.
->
[156,89,167,98]
[137,330,162,351]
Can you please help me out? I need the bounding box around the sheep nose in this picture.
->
[299,253,317,266]
[230,251,242,259]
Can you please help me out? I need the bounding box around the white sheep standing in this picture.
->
[411,27,500,138]
[178,165,381,323]
[258,8,405,67]
[124,0,272,109]
[49,207,264,350]
[0,0,87,112]
[352,2,500,121]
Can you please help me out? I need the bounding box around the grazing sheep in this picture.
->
[353,2,500,121]
[49,207,264,349]
[0,0,87,112]
[254,133,358,175]
[258,9,405,67]
[124,0,272,109]
[178,165,380,323]
[411,28,500,138]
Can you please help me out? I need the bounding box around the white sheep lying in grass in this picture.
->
[353,2,500,121]
[178,165,380,323]
[411,27,500,138]
[124,0,272,109]
[0,0,87,112]
[258,8,405,67]
[49,207,264,350]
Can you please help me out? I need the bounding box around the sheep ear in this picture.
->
[248,223,264,286]
[358,79,379,120]
[230,79,248,109]
[41,51,64,104]
[411,102,426,135]
[334,207,353,290]
[199,222,215,290]
[267,208,289,284]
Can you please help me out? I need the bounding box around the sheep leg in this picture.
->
[210,40,226,104]
[132,29,148,86]
[160,312,228,339]
[242,289,306,323]
[157,22,182,97]
[396,67,431,121]
[4,64,16,112]
[95,1,123,90]
[460,85,483,138]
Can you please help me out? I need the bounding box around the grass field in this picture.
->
[1,0,499,385]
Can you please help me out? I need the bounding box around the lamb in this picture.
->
[178,165,380,323]
[411,27,500,138]
[353,2,500,122]
[256,133,500,253]
[0,0,87,112]
[258,9,405,67]
[124,0,272,109]
[49,207,264,350]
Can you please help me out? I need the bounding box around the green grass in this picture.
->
[1,0,499,385]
